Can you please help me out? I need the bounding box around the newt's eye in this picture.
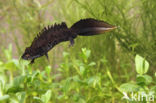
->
[21,53,30,60]
[25,54,30,58]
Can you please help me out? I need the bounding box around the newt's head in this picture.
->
[21,47,42,60]
[21,47,33,60]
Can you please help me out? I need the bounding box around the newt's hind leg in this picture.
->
[69,37,74,47]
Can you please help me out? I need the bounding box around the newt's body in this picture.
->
[21,18,116,63]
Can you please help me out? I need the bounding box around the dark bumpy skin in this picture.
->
[22,18,116,64]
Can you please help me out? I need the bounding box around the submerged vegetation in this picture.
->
[0,0,155,103]
[0,46,155,102]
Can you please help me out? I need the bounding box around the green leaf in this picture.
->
[0,61,3,66]
[136,75,146,86]
[7,87,24,93]
[63,52,69,57]
[80,66,85,75]
[3,44,12,60]
[62,78,72,93]
[30,71,40,82]
[0,95,10,101]
[13,76,26,87]
[81,48,91,60]
[45,65,51,75]
[72,75,84,84]
[4,59,19,71]
[120,83,140,92]
[151,86,156,92]
[136,75,152,86]
[0,76,6,90]
[33,97,42,102]
[19,92,26,103]
[143,75,152,85]
[135,55,149,75]
[87,76,100,87]
[41,90,52,103]
[88,62,96,66]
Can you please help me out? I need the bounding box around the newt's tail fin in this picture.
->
[70,18,116,36]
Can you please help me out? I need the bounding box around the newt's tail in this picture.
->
[70,18,116,36]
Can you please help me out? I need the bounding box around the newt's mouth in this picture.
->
[21,54,41,60]
[21,55,29,60]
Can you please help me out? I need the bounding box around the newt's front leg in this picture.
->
[45,53,49,61]
[30,59,35,64]
[69,37,74,47]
